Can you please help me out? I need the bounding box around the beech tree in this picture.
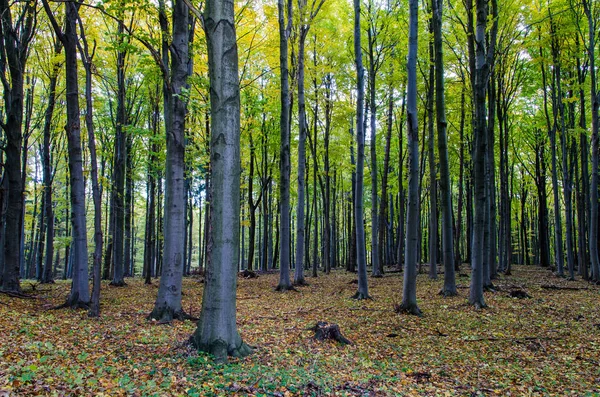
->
[43,0,90,308]
[398,0,420,315]
[0,0,36,294]
[191,0,252,362]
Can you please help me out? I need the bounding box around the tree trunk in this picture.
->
[294,21,309,285]
[352,0,370,300]
[432,0,456,295]
[583,0,599,281]
[192,0,251,361]
[427,24,437,281]
[149,0,189,322]
[368,24,380,278]
[0,0,35,293]
[469,0,490,309]
[399,0,421,314]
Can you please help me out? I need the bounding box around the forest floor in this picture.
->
[1,265,600,396]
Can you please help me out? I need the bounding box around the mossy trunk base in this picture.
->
[190,337,253,363]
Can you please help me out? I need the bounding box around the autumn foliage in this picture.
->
[1,266,599,396]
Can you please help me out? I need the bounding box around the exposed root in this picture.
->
[190,337,254,363]
[109,280,127,287]
[471,301,488,310]
[350,292,372,300]
[438,287,458,297]
[293,278,308,287]
[148,306,198,324]
[394,302,422,316]
[0,290,35,299]
[275,284,298,292]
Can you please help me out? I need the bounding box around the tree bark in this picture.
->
[399,0,421,314]
[149,0,189,322]
[192,0,251,361]
[352,0,370,300]
[432,0,456,295]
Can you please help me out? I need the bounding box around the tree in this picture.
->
[294,0,325,286]
[148,0,191,322]
[78,18,103,317]
[40,37,63,285]
[43,0,90,308]
[582,0,599,282]
[0,0,36,293]
[398,0,420,315]
[469,0,494,309]
[351,0,370,300]
[191,0,252,362]
[432,0,456,296]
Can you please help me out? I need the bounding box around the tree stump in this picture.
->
[310,321,352,345]
[238,270,258,279]
[509,289,532,299]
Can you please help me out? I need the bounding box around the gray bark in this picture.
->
[367,22,380,278]
[192,0,252,362]
[352,0,370,300]
[79,25,104,317]
[41,40,63,284]
[432,0,456,296]
[42,0,91,307]
[583,0,599,281]
[469,0,490,309]
[149,0,189,322]
[399,0,421,315]
[0,0,35,293]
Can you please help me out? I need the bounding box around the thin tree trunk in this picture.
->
[432,0,456,295]
[352,0,370,300]
[400,0,421,314]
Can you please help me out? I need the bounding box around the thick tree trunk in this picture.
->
[469,0,490,309]
[110,17,128,287]
[192,0,251,361]
[150,0,189,322]
[0,0,35,293]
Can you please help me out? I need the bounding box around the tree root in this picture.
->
[293,279,309,287]
[350,292,372,300]
[541,284,589,291]
[394,302,422,316]
[190,337,254,363]
[275,284,298,292]
[109,280,127,287]
[0,290,35,299]
[148,306,198,324]
[439,287,458,297]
